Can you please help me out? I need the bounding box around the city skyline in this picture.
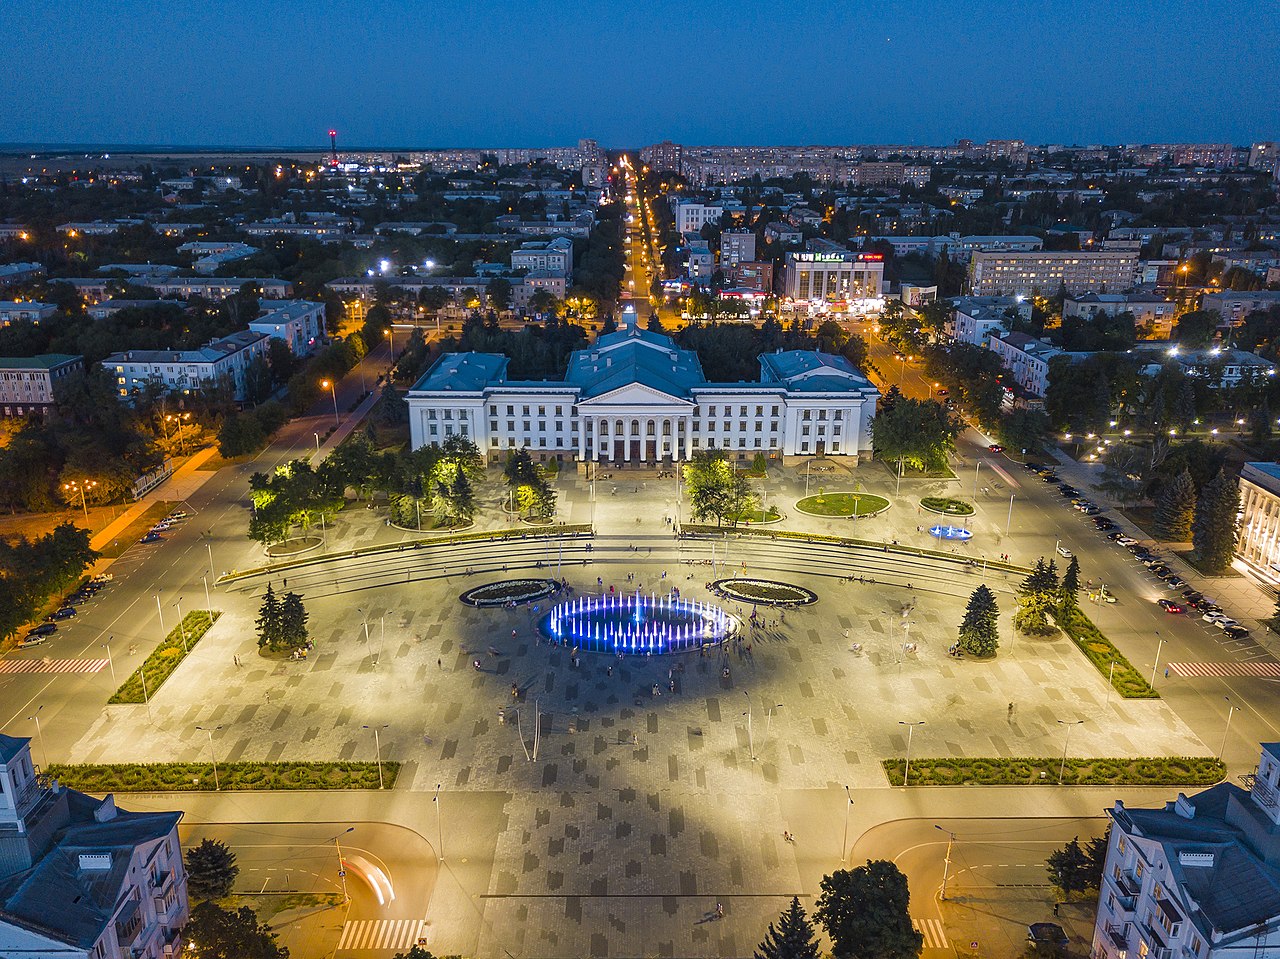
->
[2,0,1277,148]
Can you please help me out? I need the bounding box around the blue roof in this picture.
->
[566,325,707,400]
[0,733,28,765]
[759,350,878,393]
[411,352,509,392]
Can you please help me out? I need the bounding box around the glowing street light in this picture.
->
[321,379,339,426]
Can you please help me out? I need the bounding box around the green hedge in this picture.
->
[1060,606,1158,699]
[882,755,1224,787]
[920,496,975,516]
[108,611,221,704]
[46,760,398,792]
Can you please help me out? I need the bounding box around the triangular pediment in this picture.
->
[578,382,694,407]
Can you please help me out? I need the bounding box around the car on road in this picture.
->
[47,607,77,620]
[987,444,1004,452]
[1223,624,1251,639]
[25,622,57,639]
[139,532,164,544]
[1157,599,1184,613]
[1056,544,1073,558]
[936,388,949,395]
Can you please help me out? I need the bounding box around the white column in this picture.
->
[623,420,630,462]
[578,413,586,461]
[684,416,693,459]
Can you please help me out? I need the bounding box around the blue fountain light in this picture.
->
[929,524,973,541]
[539,593,737,655]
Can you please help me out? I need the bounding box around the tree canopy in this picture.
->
[814,860,923,959]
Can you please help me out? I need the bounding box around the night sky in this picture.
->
[3,0,1277,148]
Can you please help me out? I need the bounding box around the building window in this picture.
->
[802,410,812,420]
[802,426,810,436]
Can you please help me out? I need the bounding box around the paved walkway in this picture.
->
[89,446,219,553]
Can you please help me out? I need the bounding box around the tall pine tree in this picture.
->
[1154,469,1197,541]
[279,591,309,651]
[1191,468,1241,574]
[256,584,282,650]
[958,585,1000,656]
[754,896,821,959]
[1059,556,1081,615]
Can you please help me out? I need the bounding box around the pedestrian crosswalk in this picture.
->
[1169,661,1280,678]
[0,658,108,674]
[914,917,949,950]
[337,918,429,952]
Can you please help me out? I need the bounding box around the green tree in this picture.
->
[1154,469,1197,541]
[814,860,923,959]
[528,288,558,315]
[1047,836,1091,897]
[1191,468,1240,574]
[1015,558,1060,636]
[376,381,408,426]
[754,896,821,959]
[871,396,960,473]
[1059,556,1081,616]
[958,585,999,657]
[486,277,513,312]
[256,584,282,650]
[997,408,1049,454]
[278,591,309,651]
[684,448,735,525]
[184,901,288,959]
[185,838,240,901]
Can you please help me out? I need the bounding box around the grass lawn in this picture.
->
[1176,549,1244,578]
[883,755,1223,787]
[795,492,890,517]
[108,610,221,704]
[47,760,397,792]
[728,506,783,524]
[919,496,975,516]
[1059,606,1158,698]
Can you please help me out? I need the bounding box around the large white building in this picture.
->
[985,331,1063,397]
[969,250,1138,296]
[0,734,189,959]
[674,201,723,235]
[407,315,879,466]
[949,296,1027,346]
[247,300,326,356]
[510,237,574,277]
[781,250,885,307]
[0,354,83,418]
[103,330,270,402]
[1237,463,1280,585]
[1090,742,1280,959]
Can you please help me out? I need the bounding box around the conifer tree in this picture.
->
[279,591,309,651]
[1154,469,1197,541]
[1191,468,1240,574]
[958,585,1000,656]
[255,584,282,649]
[754,896,821,959]
[1059,556,1081,616]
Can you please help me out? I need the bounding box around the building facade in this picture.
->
[719,230,756,271]
[0,735,189,958]
[103,331,270,402]
[985,332,1062,397]
[1237,463,1280,585]
[407,318,878,466]
[1090,742,1280,959]
[247,300,325,356]
[782,251,885,306]
[511,237,574,277]
[969,250,1139,296]
[0,354,83,418]
[674,202,723,235]
[1065,292,1178,340]
[0,302,57,324]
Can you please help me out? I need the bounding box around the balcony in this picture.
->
[1105,922,1130,952]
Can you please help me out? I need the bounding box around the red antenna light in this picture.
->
[328,129,338,167]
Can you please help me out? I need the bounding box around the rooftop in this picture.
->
[0,354,82,371]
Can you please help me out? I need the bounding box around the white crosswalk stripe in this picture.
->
[913,917,949,950]
[1169,661,1280,678]
[0,658,108,674]
[337,918,428,952]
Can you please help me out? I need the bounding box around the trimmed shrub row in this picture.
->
[1060,606,1158,699]
[882,755,1224,787]
[46,760,398,792]
[108,611,221,705]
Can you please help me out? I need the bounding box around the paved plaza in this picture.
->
[62,464,1212,957]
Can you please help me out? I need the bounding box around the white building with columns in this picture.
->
[407,319,878,466]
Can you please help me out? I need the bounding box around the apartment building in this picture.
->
[0,302,57,324]
[1065,292,1178,339]
[0,734,189,958]
[969,250,1139,296]
[949,297,1025,346]
[1200,290,1280,326]
[1090,742,1280,959]
[985,332,1062,396]
[719,230,757,271]
[510,237,574,277]
[674,202,724,235]
[247,300,326,356]
[103,330,270,402]
[0,354,83,418]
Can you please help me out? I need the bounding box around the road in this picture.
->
[618,157,676,326]
[853,816,1108,957]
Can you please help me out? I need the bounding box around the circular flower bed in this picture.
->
[795,492,890,517]
[711,578,817,607]
[460,578,562,607]
[919,496,975,516]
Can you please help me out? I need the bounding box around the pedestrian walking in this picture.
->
[438,658,443,669]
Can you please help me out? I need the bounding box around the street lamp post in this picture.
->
[174,597,187,652]
[973,460,981,499]
[385,327,395,362]
[334,827,355,902]
[1219,696,1238,761]
[321,379,339,427]
[1006,494,1015,536]
[1150,632,1165,689]
[765,703,784,737]
[155,592,165,633]
[1057,719,1085,783]
[101,636,115,683]
[195,725,222,790]
[434,783,444,862]
[202,575,211,613]
[206,541,215,579]
[841,785,853,863]
[27,705,48,770]
[899,720,925,786]
[64,480,97,522]
[936,825,956,900]
[742,692,755,762]
[362,724,388,788]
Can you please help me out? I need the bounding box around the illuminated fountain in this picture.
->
[539,593,738,654]
[929,524,973,541]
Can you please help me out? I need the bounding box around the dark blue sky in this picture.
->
[3,0,1277,148]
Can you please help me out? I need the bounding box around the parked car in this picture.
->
[1213,618,1241,631]
[1191,601,1223,614]
[1182,589,1203,601]
[167,510,190,520]
[17,634,48,648]
[1223,625,1251,639]
[1059,487,1080,497]
[1116,536,1138,546]
[47,607,77,621]
[1105,531,1125,541]
[1202,611,1231,625]
[139,532,164,544]
[1082,506,1103,516]
[1157,599,1184,613]
[1024,462,1042,472]
[1042,474,1061,484]
[1164,575,1188,589]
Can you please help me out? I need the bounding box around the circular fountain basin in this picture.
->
[539,593,738,655]
[929,524,973,541]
